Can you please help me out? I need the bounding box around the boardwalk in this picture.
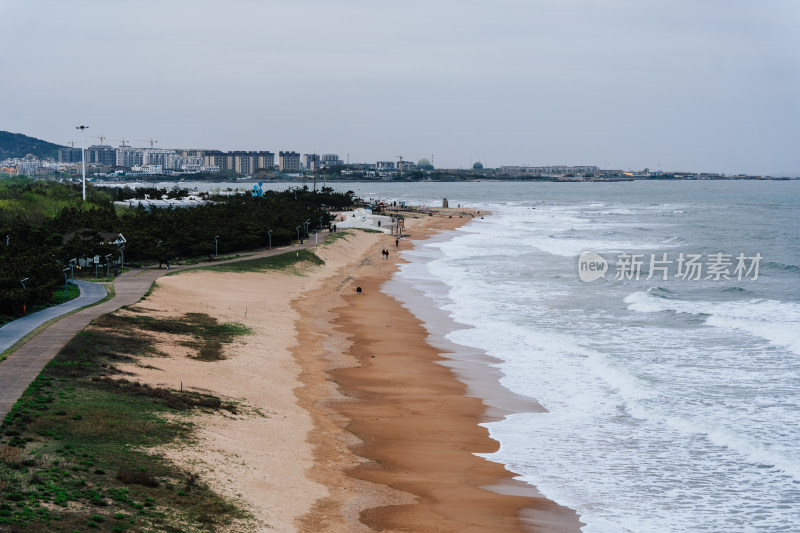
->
[0,241,316,421]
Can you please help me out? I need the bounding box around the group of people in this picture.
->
[381,249,390,259]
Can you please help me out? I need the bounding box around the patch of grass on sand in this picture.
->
[140,282,158,301]
[0,312,251,532]
[92,312,251,362]
[193,248,324,274]
[322,231,352,246]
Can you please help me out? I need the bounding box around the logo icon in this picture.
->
[578,251,607,282]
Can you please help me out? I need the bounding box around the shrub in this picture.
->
[116,468,159,487]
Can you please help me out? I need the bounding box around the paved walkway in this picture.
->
[0,240,318,421]
[0,281,108,354]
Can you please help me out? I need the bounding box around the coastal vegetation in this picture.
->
[0,178,355,321]
[0,309,252,531]
[193,248,324,274]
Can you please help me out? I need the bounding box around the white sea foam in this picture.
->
[625,291,800,356]
[389,186,800,533]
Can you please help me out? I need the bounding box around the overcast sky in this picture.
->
[1,0,798,174]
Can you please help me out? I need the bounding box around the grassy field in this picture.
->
[0,310,253,532]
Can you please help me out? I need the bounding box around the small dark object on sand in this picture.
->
[356,287,362,294]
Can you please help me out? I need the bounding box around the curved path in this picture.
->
[0,281,108,355]
[0,241,318,421]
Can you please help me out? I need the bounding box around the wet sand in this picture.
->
[295,212,583,532]
[115,211,582,531]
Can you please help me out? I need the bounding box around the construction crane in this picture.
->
[109,139,131,148]
[65,140,79,148]
[91,135,107,145]
[134,138,158,148]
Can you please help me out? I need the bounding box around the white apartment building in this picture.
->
[142,149,177,167]
[116,147,144,168]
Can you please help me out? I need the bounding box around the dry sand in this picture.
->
[115,213,583,532]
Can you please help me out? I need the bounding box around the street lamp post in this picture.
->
[76,125,88,201]
[20,277,29,313]
[63,268,70,299]
[304,220,310,238]
[105,254,112,280]
[69,258,77,282]
[267,230,272,250]
[214,235,219,257]
[296,226,302,244]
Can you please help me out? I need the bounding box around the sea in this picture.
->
[146,179,800,532]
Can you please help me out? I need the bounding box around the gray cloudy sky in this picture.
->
[2,0,798,174]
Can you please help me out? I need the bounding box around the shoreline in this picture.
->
[381,230,546,423]
[107,211,582,531]
[295,212,583,531]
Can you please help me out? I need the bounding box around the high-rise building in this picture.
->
[304,153,320,170]
[321,154,344,166]
[87,145,117,166]
[279,151,300,172]
[58,147,83,163]
[143,149,176,167]
[116,147,145,168]
[202,150,274,173]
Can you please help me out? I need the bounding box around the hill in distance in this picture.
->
[0,131,66,160]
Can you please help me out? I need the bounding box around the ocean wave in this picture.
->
[722,286,749,293]
[653,414,800,483]
[647,286,674,299]
[763,260,800,273]
[624,292,800,355]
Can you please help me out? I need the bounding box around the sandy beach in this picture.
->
[114,211,582,532]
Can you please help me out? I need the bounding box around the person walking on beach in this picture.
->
[395,238,399,247]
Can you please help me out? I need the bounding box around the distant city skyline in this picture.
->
[1,0,798,176]
[2,129,797,176]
